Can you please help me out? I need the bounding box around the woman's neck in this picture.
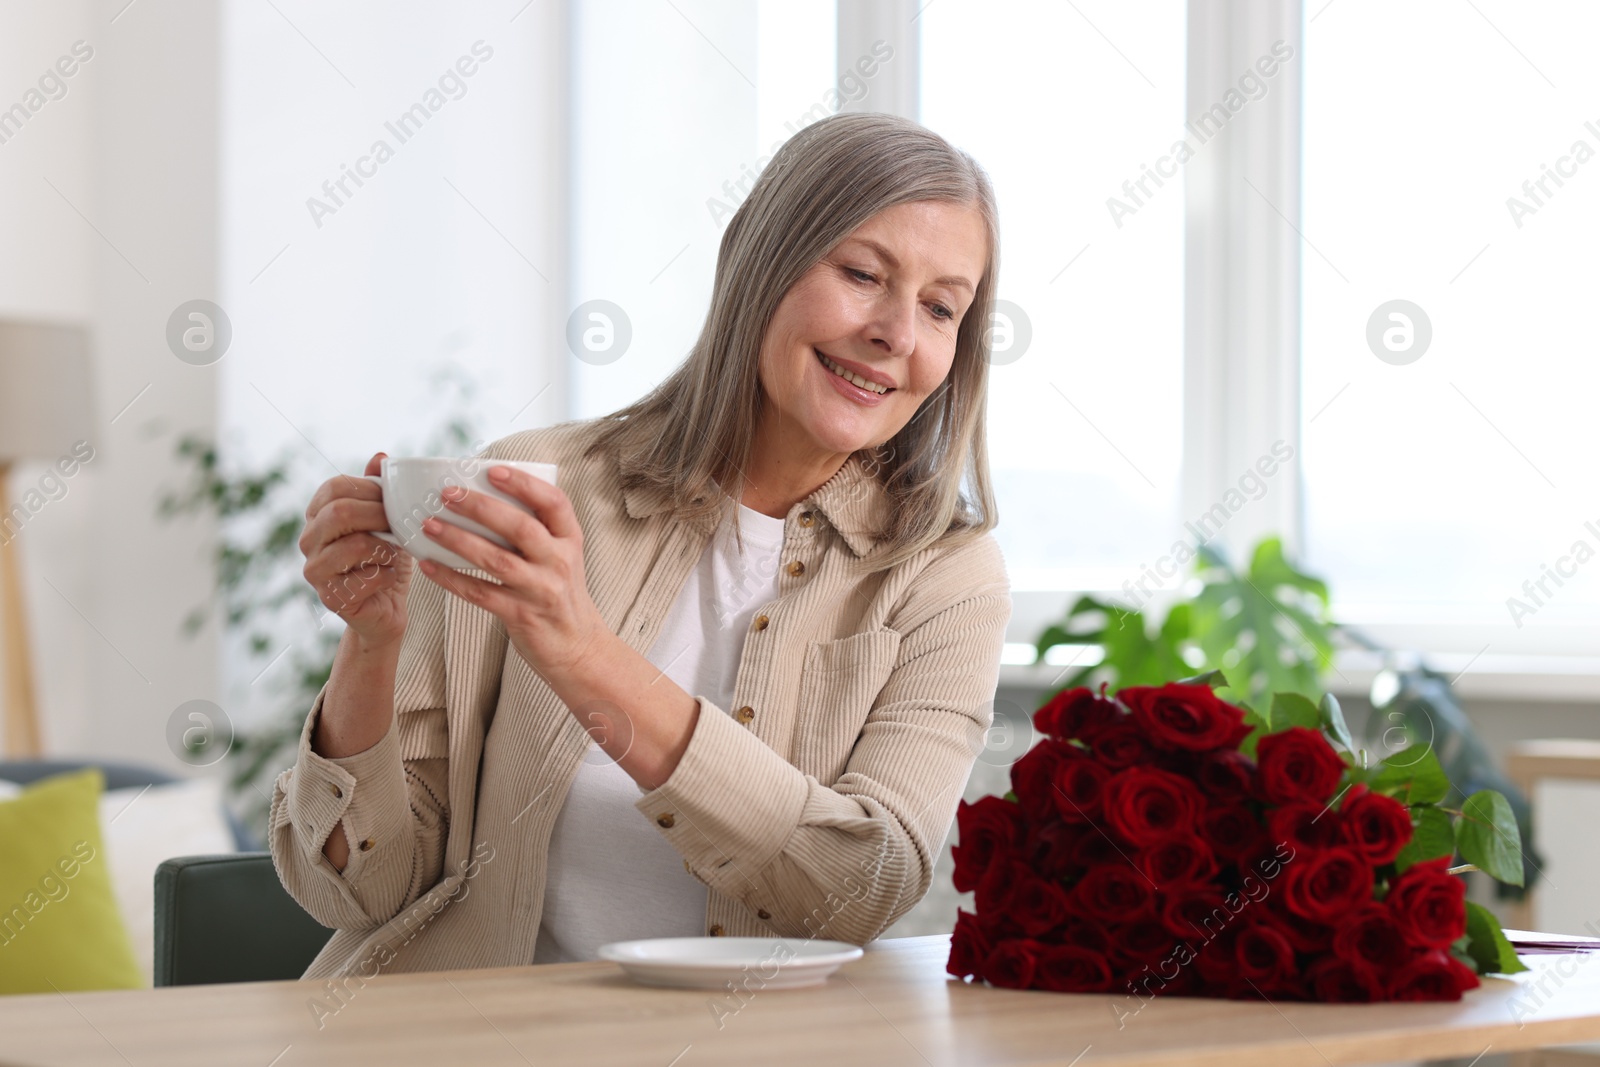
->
[739,423,851,519]
[738,461,848,518]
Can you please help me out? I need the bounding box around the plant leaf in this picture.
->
[1187,537,1334,710]
[1177,669,1228,688]
[1457,790,1525,887]
[1368,744,1451,805]
[1394,806,1455,872]
[1320,692,1354,751]
[1270,692,1322,733]
[1464,900,1529,975]
[1040,596,1194,691]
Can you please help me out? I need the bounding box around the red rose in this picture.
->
[1103,767,1203,846]
[984,938,1042,989]
[1267,801,1342,853]
[1387,949,1481,1001]
[951,796,1023,893]
[1197,749,1257,799]
[1052,757,1113,824]
[1193,923,1245,993]
[1306,956,1386,1002]
[1115,917,1179,970]
[1033,686,1120,741]
[1199,803,1267,864]
[1280,847,1373,924]
[1013,875,1072,937]
[1139,838,1219,886]
[1339,784,1414,866]
[1386,857,1467,949]
[975,909,1025,944]
[1059,917,1113,954]
[1161,889,1231,941]
[1092,719,1153,768]
[975,858,1026,920]
[1071,864,1154,922]
[947,909,991,980]
[1033,943,1113,992]
[1009,738,1074,821]
[1153,963,1203,998]
[1234,919,1297,989]
[1075,829,1121,868]
[1122,683,1253,752]
[1261,902,1333,954]
[1332,902,1409,971]
[1255,727,1346,805]
[1024,819,1086,882]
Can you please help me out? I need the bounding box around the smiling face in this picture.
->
[751,198,990,478]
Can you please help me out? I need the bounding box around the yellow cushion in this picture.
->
[0,768,143,992]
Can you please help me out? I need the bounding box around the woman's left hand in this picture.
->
[418,464,608,682]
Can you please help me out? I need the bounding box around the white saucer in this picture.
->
[598,937,863,990]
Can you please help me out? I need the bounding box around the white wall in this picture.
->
[0,0,222,769]
[0,0,98,756]
[569,0,833,420]
[215,0,569,732]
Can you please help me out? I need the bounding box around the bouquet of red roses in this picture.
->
[947,680,1529,1007]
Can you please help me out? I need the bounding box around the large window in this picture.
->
[1302,0,1600,637]
[921,1,1188,594]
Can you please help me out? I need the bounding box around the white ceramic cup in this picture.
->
[363,456,558,570]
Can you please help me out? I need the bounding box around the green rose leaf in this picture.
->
[1177,669,1228,689]
[1464,901,1529,975]
[1319,692,1354,751]
[1457,790,1525,887]
[1237,702,1269,759]
[1395,806,1455,872]
[1271,692,1322,733]
[1212,663,1256,710]
[1367,743,1451,805]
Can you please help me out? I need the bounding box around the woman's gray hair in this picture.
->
[585,110,1000,571]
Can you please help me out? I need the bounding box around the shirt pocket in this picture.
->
[791,629,903,786]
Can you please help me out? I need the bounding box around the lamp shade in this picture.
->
[0,319,95,462]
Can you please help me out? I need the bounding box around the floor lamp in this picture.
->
[0,319,94,758]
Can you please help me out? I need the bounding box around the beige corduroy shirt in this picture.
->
[268,416,1011,980]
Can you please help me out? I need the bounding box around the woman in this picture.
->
[270,111,1012,979]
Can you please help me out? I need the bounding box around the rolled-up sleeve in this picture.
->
[268,573,453,932]
[635,531,1011,945]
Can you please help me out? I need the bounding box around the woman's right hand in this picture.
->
[300,452,412,651]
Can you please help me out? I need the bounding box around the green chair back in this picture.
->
[154,853,334,986]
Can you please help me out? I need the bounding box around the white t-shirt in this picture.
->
[531,499,787,963]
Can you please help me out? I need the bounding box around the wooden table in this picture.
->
[3,935,1600,1066]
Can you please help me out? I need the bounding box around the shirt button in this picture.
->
[734,705,754,725]
[752,615,769,632]
[708,924,725,936]
[799,511,814,526]
[359,838,375,852]
[683,859,693,874]
[757,908,772,921]
[656,813,676,828]
[331,784,343,799]
[786,560,805,577]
